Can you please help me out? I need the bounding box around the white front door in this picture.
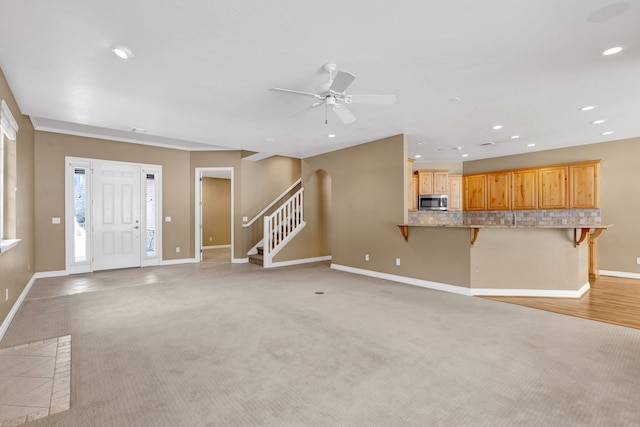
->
[92,162,142,270]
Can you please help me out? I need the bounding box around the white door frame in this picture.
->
[194,167,234,262]
[65,156,162,273]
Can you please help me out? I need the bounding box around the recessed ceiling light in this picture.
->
[527,143,536,147]
[592,119,606,124]
[414,154,422,158]
[131,127,147,133]
[112,46,135,59]
[602,46,623,56]
[449,97,462,102]
[461,154,469,158]
[510,135,520,139]
[580,105,597,111]
[492,125,503,130]
[602,131,614,135]
[327,134,336,138]
[416,141,425,145]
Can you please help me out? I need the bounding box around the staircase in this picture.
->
[248,188,305,267]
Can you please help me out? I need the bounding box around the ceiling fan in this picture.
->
[270,63,396,124]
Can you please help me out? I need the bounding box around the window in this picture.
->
[0,99,19,252]
[145,173,157,257]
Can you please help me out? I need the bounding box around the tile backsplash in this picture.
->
[409,209,601,226]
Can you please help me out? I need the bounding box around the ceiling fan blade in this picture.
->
[289,101,324,117]
[270,88,322,99]
[329,71,356,94]
[332,104,356,124]
[348,94,396,105]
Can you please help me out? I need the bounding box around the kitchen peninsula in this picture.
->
[400,159,608,297]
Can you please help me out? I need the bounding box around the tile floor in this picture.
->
[0,336,71,426]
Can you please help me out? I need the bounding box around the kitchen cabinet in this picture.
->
[407,159,418,211]
[464,174,487,211]
[487,171,511,210]
[448,174,463,211]
[418,171,433,194]
[570,161,600,208]
[409,176,419,210]
[433,171,449,194]
[418,170,448,194]
[538,166,569,209]
[512,169,538,210]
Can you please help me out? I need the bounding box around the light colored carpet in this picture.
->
[1,261,639,426]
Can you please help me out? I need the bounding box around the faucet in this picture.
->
[513,211,517,226]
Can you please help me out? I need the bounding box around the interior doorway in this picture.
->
[195,167,234,262]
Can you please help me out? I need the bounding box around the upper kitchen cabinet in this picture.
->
[407,159,418,211]
[487,171,511,210]
[538,165,569,209]
[418,171,433,194]
[512,169,538,210]
[569,161,601,209]
[433,171,449,194]
[418,170,448,194]
[448,174,463,211]
[464,174,487,211]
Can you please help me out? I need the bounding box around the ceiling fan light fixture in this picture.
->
[112,45,135,59]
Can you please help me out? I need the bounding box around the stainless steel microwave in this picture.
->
[419,194,448,211]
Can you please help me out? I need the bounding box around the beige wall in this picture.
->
[0,69,36,327]
[282,134,471,287]
[34,132,194,271]
[463,138,640,275]
[470,228,589,291]
[202,178,231,246]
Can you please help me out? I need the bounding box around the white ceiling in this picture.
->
[0,0,639,161]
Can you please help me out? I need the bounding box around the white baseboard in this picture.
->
[330,265,591,298]
[0,274,36,343]
[202,245,231,249]
[599,270,640,280]
[471,282,591,298]
[233,258,249,264]
[330,264,472,296]
[161,258,198,266]
[34,270,68,279]
[269,256,332,268]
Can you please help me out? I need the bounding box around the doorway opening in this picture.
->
[195,167,234,263]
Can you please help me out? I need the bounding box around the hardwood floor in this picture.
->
[483,275,640,330]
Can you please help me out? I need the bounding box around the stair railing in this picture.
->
[263,188,305,267]
[242,178,302,228]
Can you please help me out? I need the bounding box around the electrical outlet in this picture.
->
[5,289,8,301]
[395,258,401,266]
[176,247,181,253]
[637,257,640,265]
[27,263,31,271]
[365,254,369,261]
[209,237,213,242]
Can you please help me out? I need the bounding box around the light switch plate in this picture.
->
[52,217,61,224]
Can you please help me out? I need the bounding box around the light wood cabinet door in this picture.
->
[538,166,569,209]
[409,176,419,210]
[418,171,434,194]
[487,171,511,210]
[433,171,449,194]
[570,162,600,208]
[448,175,463,211]
[512,169,538,210]
[464,174,487,211]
